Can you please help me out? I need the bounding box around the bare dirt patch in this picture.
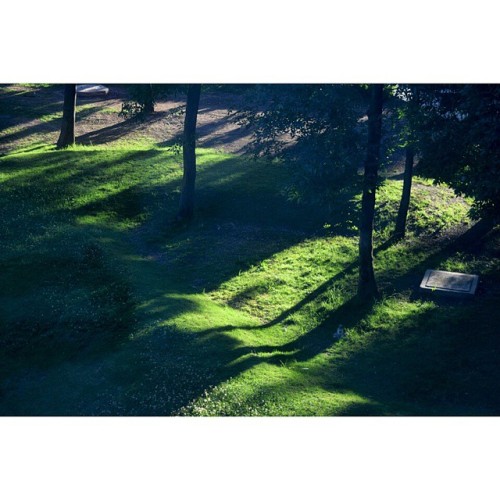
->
[0,84,255,155]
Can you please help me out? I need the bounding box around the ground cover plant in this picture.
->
[1,84,499,416]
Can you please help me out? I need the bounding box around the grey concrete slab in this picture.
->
[420,269,479,297]
[76,85,109,97]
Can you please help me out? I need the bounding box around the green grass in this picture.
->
[17,84,54,89]
[1,142,499,416]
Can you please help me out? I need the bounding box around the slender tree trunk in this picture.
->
[394,86,419,240]
[358,84,384,301]
[394,145,414,239]
[56,84,76,149]
[177,84,202,221]
[144,84,155,114]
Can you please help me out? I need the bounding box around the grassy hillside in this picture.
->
[1,143,499,415]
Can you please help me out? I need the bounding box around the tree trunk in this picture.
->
[358,84,384,301]
[56,84,76,149]
[144,84,155,114]
[394,145,414,239]
[177,84,202,221]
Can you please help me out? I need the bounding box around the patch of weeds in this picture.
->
[119,101,147,121]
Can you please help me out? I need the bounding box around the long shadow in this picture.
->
[75,104,193,146]
[199,236,398,338]
[184,220,496,368]
[0,102,121,153]
[1,87,62,131]
[261,296,374,363]
[189,219,500,415]
[264,219,495,352]
[111,152,362,297]
[0,148,165,193]
[7,146,485,309]
[75,120,137,145]
[0,86,64,120]
[2,145,334,289]
[199,124,254,153]
[156,93,255,151]
[131,291,372,415]
[157,114,253,154]
[0,119,60,146]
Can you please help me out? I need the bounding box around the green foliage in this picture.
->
[119,100,147,120]
[119,84,181,119]
[381,84,419,164]
[414,84,500,219]
[237,84,370,202]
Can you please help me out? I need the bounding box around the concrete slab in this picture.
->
[420,269,479,298]
[76,85,109,97]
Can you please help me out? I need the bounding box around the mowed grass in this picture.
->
[1,143,499,415]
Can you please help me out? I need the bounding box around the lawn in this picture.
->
[1,137,499,416]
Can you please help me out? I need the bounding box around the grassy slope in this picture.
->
[1,143,499,416]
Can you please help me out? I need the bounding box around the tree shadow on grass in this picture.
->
[119,153,365,295]
[198,236,398,338]
[76,119,144,146]
[163,219,499,416]
[1,148,346,414]
[0,86,63,122]
[158,116,253,154]
[227,219,500,415]
[0,97,111,153]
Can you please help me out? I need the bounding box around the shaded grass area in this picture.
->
[1,144,499,415]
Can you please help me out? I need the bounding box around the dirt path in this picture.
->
[0,84,255,155]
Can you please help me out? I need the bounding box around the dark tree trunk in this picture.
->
[394,146,414,239]
[358,84,384,302]
[144,84,155,114]
[56,84,76,149]
[393,86,419,240]
[177,84,202,221]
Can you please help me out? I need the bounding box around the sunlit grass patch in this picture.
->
[210,235,357,324]
[374,179,471,242]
